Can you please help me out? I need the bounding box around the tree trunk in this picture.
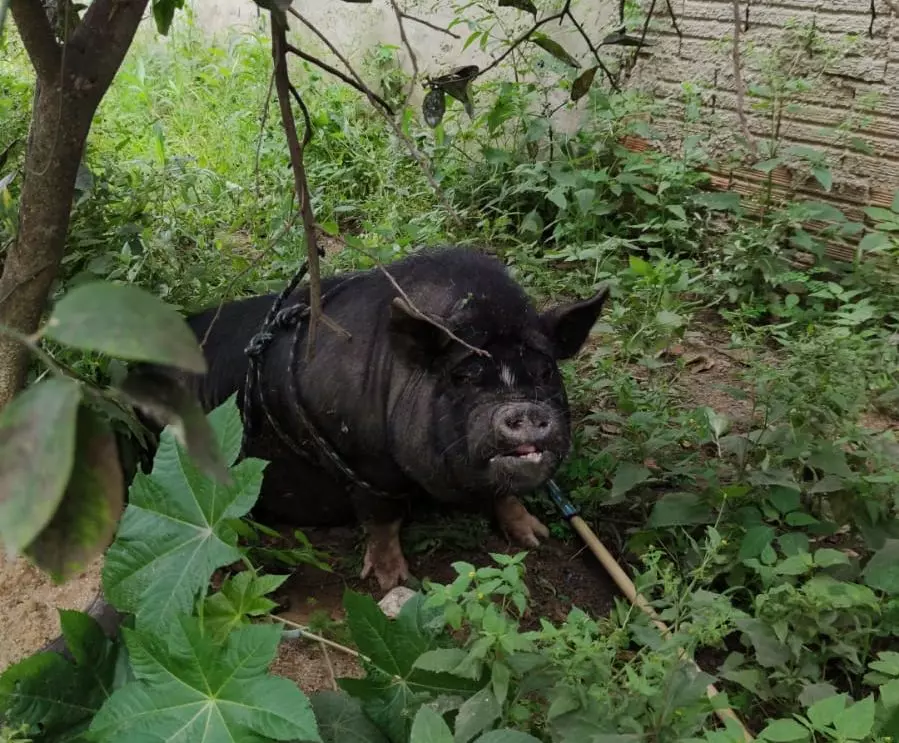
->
[0,0,150,409]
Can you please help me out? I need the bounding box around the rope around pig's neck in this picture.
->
[241,262,404,500]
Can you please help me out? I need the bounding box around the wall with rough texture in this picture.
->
[624,0,899,257]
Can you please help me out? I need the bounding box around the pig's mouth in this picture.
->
[489,444,545,464]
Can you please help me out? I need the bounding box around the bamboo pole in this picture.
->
[545,480,753,741]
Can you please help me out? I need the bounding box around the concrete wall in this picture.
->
[625,0,899,234]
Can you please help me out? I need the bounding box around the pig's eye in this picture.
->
[449,361,485,384]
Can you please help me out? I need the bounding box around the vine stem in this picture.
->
[272,614,364,659]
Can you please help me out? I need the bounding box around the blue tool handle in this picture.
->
[545,479,579,520]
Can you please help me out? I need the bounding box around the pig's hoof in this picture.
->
[361,541,410,592]
[496,497,550,548]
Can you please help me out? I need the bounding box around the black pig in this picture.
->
[157,247,608,591]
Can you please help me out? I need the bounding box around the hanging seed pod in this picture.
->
[423,88,447,127]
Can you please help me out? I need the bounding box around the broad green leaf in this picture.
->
[414,648,470,675]
[862,539,899,595]
[339,590,481,743]
[801,200,846,222]
[753,158,783,174]
[0,609,120,739]
[152,0,184,34]
[571,66,599,102]
[739,525,775,561]
[766,486,799,515]
[304,690,390,743]
[869,651,899,677]
[808,475,845,494]
[628,256,650,275]
[864,206,897,223]
[529,33,581,68]
[454,685,501,743]
[498,0,537,15]
[858,231,890,252]
[574,188,595,213]
[120,369,231,483]
[749,468,801,491]
[90,616,320,742]
[812,167,832,191]
[758,719,809,742]
[773,554,812,576]
[102,397,267,633]
[610,462,651,498]
[547,186,567,210]
[474,732,543,743]
[892,190,899,213]
[410,705,453,743]
[646,492,713,528]
[812,549,850,568]
[807,693,847,728]
[26,406,124,582]
[834,695,875,740]
[735,618,790,668]
[655,309,683,327]
[520,209,544,239]
[45,281,207,373]
[692,191,741,212]
[0,377,82,554]
[202,570,289,642]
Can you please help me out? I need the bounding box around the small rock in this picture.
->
[378,586,417,619]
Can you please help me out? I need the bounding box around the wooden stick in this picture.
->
[566,513,753,740]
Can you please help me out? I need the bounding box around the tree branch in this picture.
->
[399,11,460,39]
[730,0,758,156]
[564,8,619,91]
[71,0,150,95]
[476,0,573,79]
[389,0,419,104]
[271,17,325,360]
[9,0,62,81]
[285,43,394,115]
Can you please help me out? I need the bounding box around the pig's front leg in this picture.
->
[352,490,410,592]
[494,494,550,548]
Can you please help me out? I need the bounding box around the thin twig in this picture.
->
[289,7,463,229]
[254,68,276,198]
[273,615,364,659]
[476,0,573,79]
[399,11,460,38]
[730,0,759,155]
[634,0,658,59]
[285,43,394,115]
[388,0,419,103]
[315,224,491,359]
[563,8,619,91]
[320,642,339,691]
[664,0,682,38]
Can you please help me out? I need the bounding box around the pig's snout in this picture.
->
[493,402,558,452]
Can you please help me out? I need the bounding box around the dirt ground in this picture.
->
[0,553,104,671]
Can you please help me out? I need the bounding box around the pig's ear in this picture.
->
[539,285,609,360]
[388,296,452,362]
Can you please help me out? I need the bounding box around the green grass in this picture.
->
[2,12,899,741]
